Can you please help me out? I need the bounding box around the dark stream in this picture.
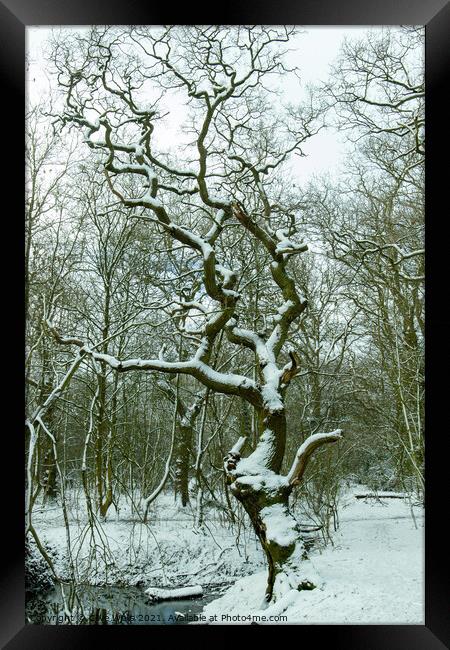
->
[26,585,221,625]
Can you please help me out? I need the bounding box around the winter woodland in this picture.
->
[25,25,424,624]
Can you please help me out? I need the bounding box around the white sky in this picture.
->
[26,26,381,186]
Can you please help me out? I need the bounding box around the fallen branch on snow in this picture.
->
[145,585,203,601]
[355,493,407,500]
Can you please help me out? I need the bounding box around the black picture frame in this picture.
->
[2,0,448,646]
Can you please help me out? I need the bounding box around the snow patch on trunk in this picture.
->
[260,503,297,547]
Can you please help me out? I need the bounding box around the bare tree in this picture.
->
[325,27,424,165]
[305,161,423,494]
[26,104,80,501]
[45,25,344,604]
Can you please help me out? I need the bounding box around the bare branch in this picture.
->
[287,430,343,486]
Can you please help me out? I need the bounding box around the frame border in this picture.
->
[2,0,448,646]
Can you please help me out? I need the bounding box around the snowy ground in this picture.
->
[204,488,424,624]
[31,493,265,590]
[30,486,424,624]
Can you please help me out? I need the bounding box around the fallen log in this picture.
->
[145,585,203,601]
[355,493,406,500]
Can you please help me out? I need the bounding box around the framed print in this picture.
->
[1,0,448,646]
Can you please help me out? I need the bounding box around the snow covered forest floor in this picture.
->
[30,485,424,624]
[204,490,424,624]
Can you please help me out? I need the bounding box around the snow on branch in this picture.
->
[27,349,86,427]
[274,228,308,256]
[46,321,263,407]
[280,350,302,386]
[224,436,247,474]
[287,430,343,486]
[231,436,247,455]
[231,202,307,358]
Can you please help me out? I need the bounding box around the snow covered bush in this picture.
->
[25,538,55,596]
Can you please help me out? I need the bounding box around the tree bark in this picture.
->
[174,422,192,507]
[39,343,58,502]
[225,409,341,604]
[232,476,318,604]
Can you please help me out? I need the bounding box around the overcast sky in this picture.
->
[26,26,383,186]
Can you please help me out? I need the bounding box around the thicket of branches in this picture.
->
[25,26,424,594]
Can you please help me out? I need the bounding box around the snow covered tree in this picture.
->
[26,104,80,502]
[49,25,342,604]
[324,26,424,168]
[305,27,425,494]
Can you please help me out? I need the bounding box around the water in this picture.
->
[26,584,220,625]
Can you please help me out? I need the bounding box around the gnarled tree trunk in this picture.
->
[232,474,318,603]
[225,406,341,605]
